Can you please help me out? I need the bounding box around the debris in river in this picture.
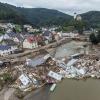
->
[1,53,100,94]
[50,84,57,92]
[48,71,62,81]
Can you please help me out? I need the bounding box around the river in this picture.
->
[50,78,100,100]
[50,41,100,100]
[55,41,88,58]
[24,41,100,100]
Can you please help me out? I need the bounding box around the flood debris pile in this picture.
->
[0,60,15,90]
[10,53,100,93]
[57,54,100,79]
[11,54,62,92]
[73,55,100,78]
[0,53,100,96]
[12,65,41,92]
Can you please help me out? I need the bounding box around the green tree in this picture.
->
[12,28,16,33]
[73,20,85,34]
[0,27,5,34]
[15,25,22,33]
[89,33,98,45]
[97,30,100,43]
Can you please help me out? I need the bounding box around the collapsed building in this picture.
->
[0,52,100,93]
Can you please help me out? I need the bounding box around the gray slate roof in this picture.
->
[0,45,11,51]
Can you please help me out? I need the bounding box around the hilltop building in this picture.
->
[74,13,82,21]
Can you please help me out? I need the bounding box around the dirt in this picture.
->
[0,87,17,100]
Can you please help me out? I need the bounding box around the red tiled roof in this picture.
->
[27,35,43,43]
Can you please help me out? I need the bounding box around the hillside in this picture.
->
[0,3,27,24]
[0,2,72,26]
[19,8,72,26]
[1,2,100,28]
[81,11,100,28]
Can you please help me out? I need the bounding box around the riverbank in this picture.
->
[0,36,89,64]
[0,37,72,65]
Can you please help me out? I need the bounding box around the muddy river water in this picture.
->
[55,41,88,58]
[25,41,100,100]
[50,78,100,100]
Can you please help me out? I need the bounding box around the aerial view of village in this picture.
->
[0,0,100,100]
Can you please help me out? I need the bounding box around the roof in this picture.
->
[26,54,51,67]
[7,32,24,42]
[3,34,11,39]
[43,30,52,37]
[1,39,17,46]
[0,34,11,42]
[48,71,62,81]
[19,74,30,86]
[7,32,16,37]
[26,35,43,43]
[0,45,11,51]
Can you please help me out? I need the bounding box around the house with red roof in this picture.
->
[23,35,39,49]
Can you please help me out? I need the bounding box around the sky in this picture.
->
[0,0,100,15]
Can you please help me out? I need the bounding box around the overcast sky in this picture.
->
[0,0,100,15]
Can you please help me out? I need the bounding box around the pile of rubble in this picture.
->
[58,54,100,79]
[1,53,100,93]
[11,54,62,92]
[74,55,100,78]
[11,54,100,92]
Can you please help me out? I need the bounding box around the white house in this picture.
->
[62,32,79,38]
[7,23,15,29]
[0,45,17,56]
[0,34,11,42]
[0,23,15,33]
